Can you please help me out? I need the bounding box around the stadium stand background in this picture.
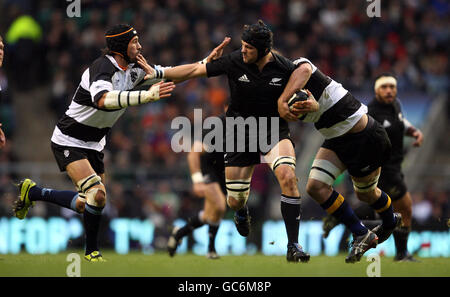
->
[0,0,448,252]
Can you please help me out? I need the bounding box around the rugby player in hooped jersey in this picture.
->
[278,58,403,263]
[12,24,175,262]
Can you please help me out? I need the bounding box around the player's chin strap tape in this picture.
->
[226,178,251,204]
[103,85,161,109]
[76,174,105,208]
[309,159,343,186]
[270,156,296,172]
[352,172,380,193]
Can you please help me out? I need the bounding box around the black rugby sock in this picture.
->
[394,226,410,256]
[29,186,79,212]
[83,203,104,255]
[235,205,249,219]
[208,224,220,252]
[321,191,368,236]
[175,213,205,240]
[370,191,396,229]
[280,194,301,244]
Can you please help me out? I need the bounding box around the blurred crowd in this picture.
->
[0,0,448,246]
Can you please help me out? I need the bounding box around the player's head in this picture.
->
[105,24,141,63]
[374,73,397,104]
[241,20,273,63]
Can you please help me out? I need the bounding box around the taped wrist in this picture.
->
[147,68,165,80]
[103,85,161,109]
[198,57,208,64]
[191,172,204,183]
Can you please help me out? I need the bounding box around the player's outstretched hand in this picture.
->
[150,81,175,99]
[205,37,231,63]
[291,90,319,114]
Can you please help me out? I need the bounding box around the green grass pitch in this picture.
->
[1,251,449,277]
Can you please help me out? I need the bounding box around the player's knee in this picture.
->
[77,174,106,208]
[227,195,245,211]
[225,178,251,211]
[353,174,381,203]
[355,190,378,203]
[276,166,298,192]
[306,178,329,199]
[307,159,341,200]
[94,188,107,207]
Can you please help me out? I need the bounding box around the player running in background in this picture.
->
[278,59,402,263]
[322,74,423,261]
[167,113,227,259]
[13,24,175,261]
[147,20,319,263]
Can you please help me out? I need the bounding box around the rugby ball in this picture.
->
[287,90,309,118]
[132,78,166,91]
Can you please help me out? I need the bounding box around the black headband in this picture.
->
[241,21,273,61]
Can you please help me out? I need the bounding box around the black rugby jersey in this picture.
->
[368,98,406,168]
[206,50,297,128]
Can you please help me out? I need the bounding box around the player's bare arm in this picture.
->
[188,140,207,198]
[277,63,315,121]
[145,37,231,83]
[404,119,424,147]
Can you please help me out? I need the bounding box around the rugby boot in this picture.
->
[13,178,36,219]
[167,226,182,257]
[345,230,378,263]
[234,208,251,237]
[286,243,310,263]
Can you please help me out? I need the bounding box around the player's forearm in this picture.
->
[187,151,202,174]
[187,151,204,183]
[403,118,417,136]
[278,64,312,104]
[163,63,207,82]
[97,88,161,109]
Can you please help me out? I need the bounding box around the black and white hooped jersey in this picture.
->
[293,58,367,139]
[51,54,166,151]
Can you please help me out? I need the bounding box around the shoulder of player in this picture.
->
[271,51,295,68]
[89,55,118,75]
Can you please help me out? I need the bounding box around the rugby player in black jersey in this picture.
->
[148,20,319,262]
[167,112,227,259]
